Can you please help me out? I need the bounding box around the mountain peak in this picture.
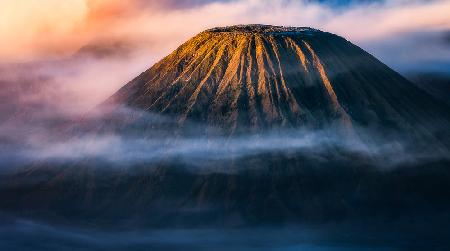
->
[107,25,449,137]
[206,24,320,35]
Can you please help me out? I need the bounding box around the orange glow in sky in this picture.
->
[0,0,449,63]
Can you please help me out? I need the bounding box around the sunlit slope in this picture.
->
[107,24,450,138]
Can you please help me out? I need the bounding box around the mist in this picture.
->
[1,101,447,175]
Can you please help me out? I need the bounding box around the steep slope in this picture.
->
[107,24,450,141]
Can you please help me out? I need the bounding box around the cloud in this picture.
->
[1,0,449,62]
[0,54,152,114]
[0,0,89,61]
[0,103,447,174]
[361,30,450,73]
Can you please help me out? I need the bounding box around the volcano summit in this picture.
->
[107,24,449,140]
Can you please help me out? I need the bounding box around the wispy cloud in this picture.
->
[1,0,449,62]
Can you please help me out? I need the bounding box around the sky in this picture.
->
[0,0,449,111]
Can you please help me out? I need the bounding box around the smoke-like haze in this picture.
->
[0,103,447,176]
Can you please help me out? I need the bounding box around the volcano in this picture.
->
[106,24,450,140]
[2,25,450,231]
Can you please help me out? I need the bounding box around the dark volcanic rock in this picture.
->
[408,72,450,106]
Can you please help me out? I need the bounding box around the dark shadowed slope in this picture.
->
[408,72,450,107]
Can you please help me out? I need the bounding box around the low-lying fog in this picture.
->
[1,104,448,174]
